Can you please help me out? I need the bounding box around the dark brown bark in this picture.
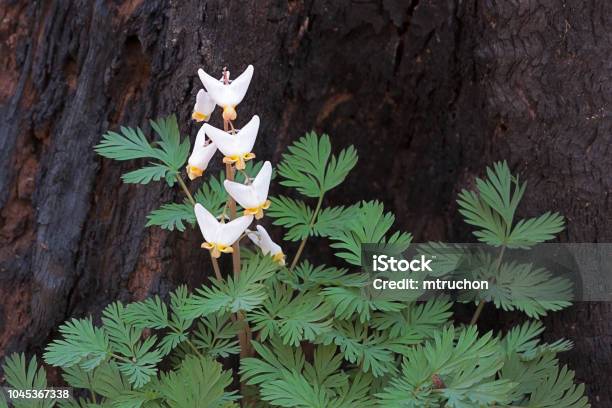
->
[1,0,611,404]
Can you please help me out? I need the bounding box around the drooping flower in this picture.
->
[224,161,272,219]
[186,126,217,180]
[192,89,216,122]
[194,203,253,258]
[198,65,254,121]
[203,115,259,170]
[247,225,285,265]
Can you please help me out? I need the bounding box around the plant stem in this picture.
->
[167,323,206,359]
[210,253,222,280]
[225,163,241,277]
[177,174,223,284]
[470,245,506,325]
[289,194,324,270]
[177,176,196,205]
[221,120,251,357]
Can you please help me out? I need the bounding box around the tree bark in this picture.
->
[1,0,610,404]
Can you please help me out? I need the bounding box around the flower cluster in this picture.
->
[188,65,284,265]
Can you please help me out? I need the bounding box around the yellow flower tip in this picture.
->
[201,242,233,258]
[223,153,255,170]
[186,165,204,180]
[192,111,209,122]
[222,105,237,121]
[272,252,286,266]
[244,200,271,220]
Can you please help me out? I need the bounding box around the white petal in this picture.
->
[194,89,216,116]
[203,115,259,156]
[194,204,220,243]
[194,125,207,148]
[256,225,282,255]
[198,68,230,107]
[247,229,263,248]
[228,65,254,106]
[218,215,253,246]
[252,161,272,203]
[188,142,217,170]
[224,179,260,208]
[235,114,259,152]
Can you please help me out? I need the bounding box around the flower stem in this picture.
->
[177,174,221,289]
[210,253,222,280]
[225,163,241,277]
[289,194,324,270]
[470,245,506,325]
[221,121,251,357]
[177,176,196,206]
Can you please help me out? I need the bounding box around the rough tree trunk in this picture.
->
[1,0,611,404]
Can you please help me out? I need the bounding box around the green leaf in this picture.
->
[44,318,110,371]
[241,340,306,386]
[526,365,589,408]
[122,164,170,184]
[254,290,333,346]
[376,326,514,407]
[507,212,565,249]
[318,320,397,377]
[158,355,238,407]
[62,361,132,399]
[280,261,363,292]
[95,126,161,162]
[322,286,404,323]
[322,145,358,192]
[457,161,565,248]
[277,132,357,197]
[2,353,53,408]
[116,337,163,388]
[124,296,170,330]
[192,314,240,358]
[312,204,360,238]
[267,196,313,241]
[101,302,163,388]
[146,202,195,232]
[370,297,453,339]
[329,201,412,266]
[149,115,191,171]
[180,255,279,318]
[459,259,573,318]
[96,115,190,187]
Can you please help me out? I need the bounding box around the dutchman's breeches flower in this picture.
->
[247,225,285,265]
[198,65,253,121]
[186,126,217,180]
[224,161,272,220]
[194,203,253,258]
[204,115,260,170]
[192,89,216,122]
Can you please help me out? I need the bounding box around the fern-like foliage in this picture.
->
[457,161,564,248]
[95,115,190,187]
[329,201,413,266]
[5,125,588,408]
[276,132,357,198]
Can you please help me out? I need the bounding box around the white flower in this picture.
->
[247,225,285,265]
[186,126,217,180]
[203,115,259,170]
[194,203,253,258]
[224,161,272,219]
[198,65,254,121]
[192,89,216,122]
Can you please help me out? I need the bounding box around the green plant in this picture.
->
[1,64,588,408]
